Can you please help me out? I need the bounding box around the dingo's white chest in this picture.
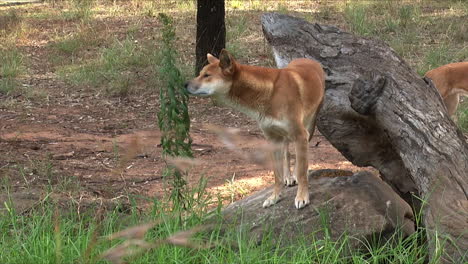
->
[219,96,290,138]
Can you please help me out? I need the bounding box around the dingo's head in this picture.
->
[185,49,236,97]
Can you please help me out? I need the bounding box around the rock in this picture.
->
[221,170,414,246]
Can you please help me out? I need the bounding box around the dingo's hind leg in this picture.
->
[263,140,285,208]
[294,128,310,209]
[282,142,296,186]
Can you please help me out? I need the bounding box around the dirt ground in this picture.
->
[0,3,373,212]
[1,91,369,210]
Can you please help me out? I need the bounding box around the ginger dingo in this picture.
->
[424,62,468,117]
[185,49,325,209]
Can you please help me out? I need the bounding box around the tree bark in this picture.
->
[261,13,467,263]
[195,0,226,75]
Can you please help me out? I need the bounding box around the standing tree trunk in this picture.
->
[261,13,467,263]
[195,0,226,75]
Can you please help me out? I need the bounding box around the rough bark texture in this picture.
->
[222,170,415,246]
[195,0,226,74]
[261,13,467,262]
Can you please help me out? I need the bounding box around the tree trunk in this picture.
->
[261,13,467,263]
[195,0,226,75]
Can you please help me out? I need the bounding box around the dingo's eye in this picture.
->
[203,74,210,78]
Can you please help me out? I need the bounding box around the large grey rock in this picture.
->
[221,170,414,245]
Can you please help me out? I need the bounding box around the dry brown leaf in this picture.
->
[243,142,280,169]
[112,135,141,175]
[204,123,282,169]
[100,241,139,264]
[204,124,241,150]
[166,156,202,172]
[100,240,154,264]
[165,225,212,249]
[101,224,212,263]
[108,222,159,240]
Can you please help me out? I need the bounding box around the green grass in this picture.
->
[456,100,468,132]
[58,37,156,96]
[340,1,467,75]
[416,44,468,76]
[49,23,111,69]
[343,3,375,36]
[343,2,423,43]
[1,199,124,264]
[398,5,421,29]
[0,9,22,33]
[0,10,25,95]
[226,15,249,59]
[0,48,24,95]
[52,28,100,56]
[175,0,196,11]
[418,44,454,76]
[60,0,95,22]
[1,189,447,264]
[0,167,449,264]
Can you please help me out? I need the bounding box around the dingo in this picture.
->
[424,62,468,117]
[185,49,325,209]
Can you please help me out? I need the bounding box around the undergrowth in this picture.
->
[456,100,468,132]
[1,183,458,264]
[0,9,22,34]
[226,14,249,59]
[61,0,95,22]
[58,37,155,96]
[51,24,107,59]
[0,47,24,95]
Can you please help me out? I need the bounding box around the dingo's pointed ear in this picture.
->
[219,49,234,74]
[207,53,218,64]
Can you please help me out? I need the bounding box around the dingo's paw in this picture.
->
[283,175,297,186]
[294,193,310,209]
[262,194,280,208]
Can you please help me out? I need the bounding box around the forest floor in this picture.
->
[0,1,466,213]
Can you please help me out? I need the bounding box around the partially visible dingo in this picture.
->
[185,49,325,209]
[424,62,468,117]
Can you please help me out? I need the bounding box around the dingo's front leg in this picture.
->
[263,143,284,208]
[294,130,310,209]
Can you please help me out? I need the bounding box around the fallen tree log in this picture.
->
[261,13,467,262]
